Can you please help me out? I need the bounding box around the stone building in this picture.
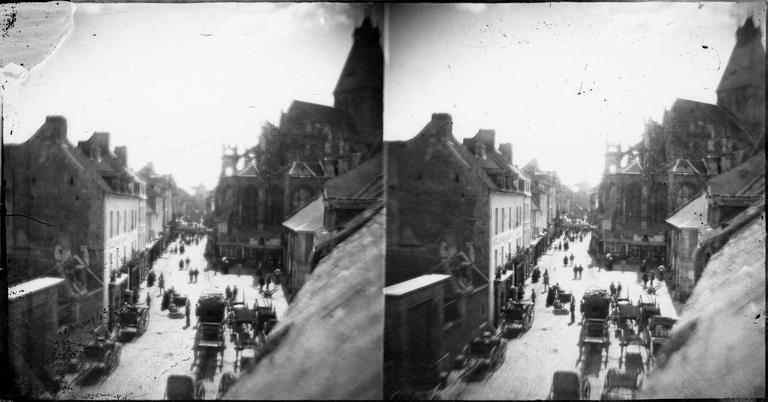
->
[210,17,383,268]
[385,114,495,393]
[522,159,559,241]
[5,116,147,330]
[596,17,765,264]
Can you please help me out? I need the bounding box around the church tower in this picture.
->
[716,16,766,149]
[333,15,384,152]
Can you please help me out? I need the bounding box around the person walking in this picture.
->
[531,288,536,305]
[573,264,578,280]
[570,298,576,323]
[146,291,152,308]
[158,273,165,296]
[232,285,238,302]
[185,257,191,269]
[563,256,568,267]
[193,268,199,283]
[617,282,622,299]
[188,268,194,283]
[578,265,583,279]
[543,270,550,292]
[569,254,575,265]
[609,281,616,298]
[225,285,232,303]
[179,258,184,270]
[185,300,191,328]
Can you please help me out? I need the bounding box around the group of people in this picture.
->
[563,253,575,267]
[609,281,623,299]
[225,285,239,303]
[253,268,282,295]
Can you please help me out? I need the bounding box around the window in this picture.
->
[124,210,127,232]
[501,208,505,232]
[110,211,114,237]
[495,208,498,235]
[116,211,120,235]
[509,207,512,228]
[494,249,498,269]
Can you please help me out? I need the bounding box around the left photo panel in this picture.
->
[1,2,384,399]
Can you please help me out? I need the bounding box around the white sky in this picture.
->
[385,2,766,187]
[6,3,378,192]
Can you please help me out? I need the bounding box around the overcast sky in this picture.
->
[4,2,380,192]
[385,2,766,187]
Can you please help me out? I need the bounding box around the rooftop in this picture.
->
[384,274,451,297]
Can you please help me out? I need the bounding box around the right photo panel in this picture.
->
[383,3,766,400]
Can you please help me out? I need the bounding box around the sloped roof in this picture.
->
[640,208,765,398]
[283,100,354,129]
[283,196,324,233]
[666,159,703,175]
[620,158,643,174]
[666,193,709,229]
[237,161,260,177]
[664,98,743,131]
[707,153,765,197]
[225,208,384,400]
[288,161,321,178]
[333,18,384,95]
[385,274,451,297]
[324,153,383,199]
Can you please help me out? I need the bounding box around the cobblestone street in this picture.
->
[58,238,288,400]
[458,233,679,400]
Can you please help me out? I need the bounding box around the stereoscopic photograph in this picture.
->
[1,1,766,401]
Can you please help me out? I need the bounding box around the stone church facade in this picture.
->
[596,17,765,264]
[211,17,383,267]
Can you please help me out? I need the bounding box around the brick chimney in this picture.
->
[114,146,127,167]
[476,129,496,154]
[499,143,513,165]
[44,115,67,142]
[426,113,453,141]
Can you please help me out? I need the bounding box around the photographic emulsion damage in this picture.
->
[2,2,766,401]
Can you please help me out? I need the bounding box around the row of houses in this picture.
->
[383,113,561,396]
[5,116,184,395]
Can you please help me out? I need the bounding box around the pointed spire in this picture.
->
[736,15,761,47]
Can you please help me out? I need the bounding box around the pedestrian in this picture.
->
[609,281,616,298]
[569,254,575,264]
[179,258,184,270]
[543,270,550,292]
[570,298,576,323]
[657,265,665,282]
[185,300,191,327]
[193,268,199,283]
[273,268,281,286]
[225,285,232,302]
[185,257,190,269]
[232,285,238,302]
[642,272,649,289]
[258,275,265,292]
[617,282,622,299]
[180,244,185,254]
[573,264,578,280]
[146,291,151,308]
[266,275,272,291]
[531,288,536,305]
[650,271,655,288]
[578,265,583,279]
[563,256,568,267]
[158,273,165,296]
[188,268,193,283]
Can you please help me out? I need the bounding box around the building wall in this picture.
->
[104,195,140,275]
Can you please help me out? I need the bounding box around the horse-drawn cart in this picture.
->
[599,368,641,400]
[69,337,122,384]
[644,316,676,364]
[116,304,150,339]
[579,287,610,358]
[194,290,227,367]
[465,331,506,380]
[502,301,535,335]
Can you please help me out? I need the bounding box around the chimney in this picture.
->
[44,115,67,142]
[427,113,453,141]
[499,143,513,165]
[114,146,127,166]
[476,129,496,153]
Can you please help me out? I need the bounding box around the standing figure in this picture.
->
[609,282,616,298]
[185,300,191,327]
[158,273,165,296]
[617,282,622,298]
[193,268,199,283]
[225,285,232,302]
[569,254,575,265]
[543,270,550,292]
[266,275,272,292]
[274,268,281,286]
[188,268,194,283]
[573,264,578,280]
[232,285,238,302]
[642,272,649,289]
[146,291,152,308]
[531,288,536,305]
[258,275,265,292]
[578,265,583,279]
[179,259,184,270]
[185,257,191,269]
[570,298,576,323]
[563,256,568,267]
[649,271,655,288]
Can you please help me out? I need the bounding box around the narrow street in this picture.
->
[457,232,679,400]
[59,237,289,400]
